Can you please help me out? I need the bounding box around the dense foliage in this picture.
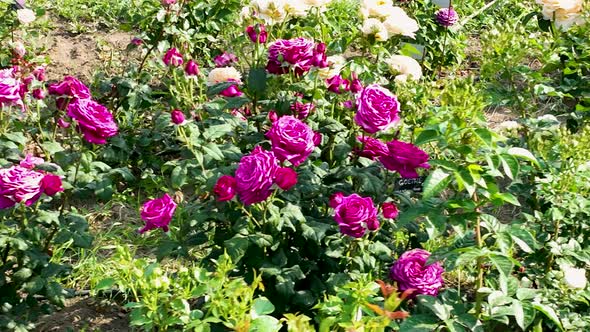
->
[0,0,589,331]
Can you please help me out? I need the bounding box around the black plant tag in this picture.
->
[13,0,26,10]
[395,176,426,193]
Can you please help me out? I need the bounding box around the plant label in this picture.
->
[395,176,426,193]
[432,0,451,7]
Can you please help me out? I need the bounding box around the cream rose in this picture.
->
[382,7,419,39]
[385,55,422,83]
[251,0,288,25]
[361,18,389,41]
[207,67,242,86]
[563,265,587,289]
[17,9,36,25]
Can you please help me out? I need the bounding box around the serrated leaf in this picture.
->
[532,303,563,331]
[203,143,224,161]
[422,169,451,200]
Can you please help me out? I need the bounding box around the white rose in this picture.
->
[302,0,332,7]
[563,265,587,289]
[17,9,36,25]
[382,7,419,39]
[497,120,520,132]
[361,18,389,41]
[361,0,393,18]
[207,67,242,86]
[251,0,287,25]
[318,55,347,79]
[385,55,422,83]
[284,0,311,17]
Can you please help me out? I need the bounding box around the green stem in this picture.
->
[473,193,484,318]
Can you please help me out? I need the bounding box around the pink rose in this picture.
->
[48,76,91,99]
[382,202,399,219]
[275,167,297,190]
[57,118,70,128]
[379,140,430,178]
[266,38,316,76]
[354,84,400,134]
[214,52,238,67]
[246,24,268,44]
[333,193,379,238]
[235,146,279,205]
[213,175,237,202]
[67,99,118,145]
[290,102,314,120]
[185,60,200,76]
[356,136,388,160]
[139,193,177,233]
[163,48,184,67]
[19,154,44,169]
[171,109,186,125]
[0,73,23,109]
[41,174,64,196]
[32,88,46,100]
[389,249,444,296]
[0,166,45,209]
[266,115,316,166]
[326,74,350,94]
[161,0,177,6]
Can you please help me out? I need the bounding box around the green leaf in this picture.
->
[249,315,282,332]
[489,253,514,293]
[3,132,27,147]
[223,96,250,111]
[500,154,520,180]
[203,143,225,161]
[422,169,451,200]
[398,314,440,332]
[415,129,440,146]
[171,165,188,189]
[95,278,116,292]
[251,297,275,318]
[224,235,249,263]
[41,141,65,155]
[532,303,564,331]
[248,68,267,98]
[513,300,525,330]
[207,81,235,96]
[474,128,493,147]
[491,192,521,206]
[507,147,539,167]
[14,268,33,281]
[516,288,537,301]
[416,295,450,320]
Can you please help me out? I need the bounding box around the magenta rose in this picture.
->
[19,154,44,169]
[33,66,46,81]
[379,140,430,178]
[214,52,238,67]
[354,84,400,134]
[333,193,379,238]
[163,48,183,67]
[185,60,200,76]
[32,88,46,100]
[326,74,350,94]
[266,38,315,76]
[41,174,64,196]
[435,7,459,27]
[275,167,297,190]
[382,202,399,219]
[220,84,243,97]
[171,109,186,125]
[0,165,45,209]
[266,115,316,166]
[389,249,444,296]
[246,24,267,44]
[213,175,237,202]
[161,0,177,5]
[290,102,314,120]
[139,193,177,234]
[235,146,279,205]
[356,136,388,160]
[48,76,91,99]
[67,98,118,144]
[0,73,23,109]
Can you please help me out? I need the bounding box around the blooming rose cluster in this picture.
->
[266,38,328,76]
[214,116,320,205]
[0,155,63,209]
[536,0,583,30]
[360,0,419,41]
[389,249,444,296]
[213,146,299,205]
[249,0,333,25]
[48,76,118,144]
[139,193,177,233]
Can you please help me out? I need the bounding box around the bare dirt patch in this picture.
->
[42,26,134,82]
[36,297,127,332]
